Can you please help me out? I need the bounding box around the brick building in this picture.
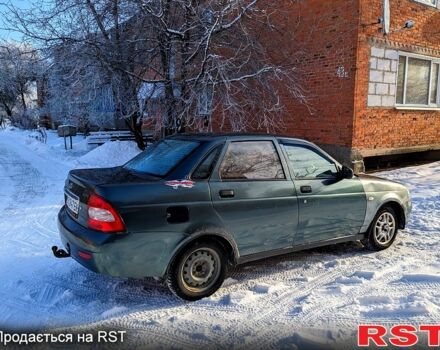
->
[256,0,440,172]
[38,0,439,171]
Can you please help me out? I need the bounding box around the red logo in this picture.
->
[165,180,195,189]
[358,325,440,347]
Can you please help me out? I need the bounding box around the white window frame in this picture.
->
[414,0,439,8]
[395,52,440,110]
[197,85,214,117]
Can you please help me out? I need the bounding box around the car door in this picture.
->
[280,142,367,244]
[209,140,298,256]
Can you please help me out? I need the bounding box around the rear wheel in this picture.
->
[363,206,398,251]
[166,241,227,301]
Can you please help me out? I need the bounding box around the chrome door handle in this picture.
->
[219,190,235,198]
[300,186,312,194]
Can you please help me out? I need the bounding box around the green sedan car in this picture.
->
[54,134,411,300]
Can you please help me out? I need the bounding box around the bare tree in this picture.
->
[0,43,40,128]
[3,0,307,148]
[45,44,117,131]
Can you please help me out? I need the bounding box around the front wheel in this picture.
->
[166,241,227,301]
[363,206,399,251]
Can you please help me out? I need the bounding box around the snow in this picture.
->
[77,141,141,168]
[0,127,439,348]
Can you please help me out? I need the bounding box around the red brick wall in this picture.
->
[261,0,361,147]
[208,0,360,148]
[353,0,440,151]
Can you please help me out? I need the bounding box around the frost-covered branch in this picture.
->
[1,0,308,145]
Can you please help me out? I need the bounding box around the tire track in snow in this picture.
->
[0,141,50,239]
[73,245,377,349]
[0,140,65,327]
[1,134,440,349]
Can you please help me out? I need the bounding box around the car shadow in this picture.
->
[142,240,370,294]
[41,239,375,328]
[229,240,369,279]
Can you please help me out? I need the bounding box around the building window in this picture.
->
[414,0,438,8]
[396,54,440,108]
[197,85,213,117]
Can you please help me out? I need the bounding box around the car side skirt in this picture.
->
[237,234,367,265]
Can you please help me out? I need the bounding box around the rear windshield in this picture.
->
[124,139,201,177]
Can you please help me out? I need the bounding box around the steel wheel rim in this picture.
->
[374,212,396,245]
[180,248,221,293]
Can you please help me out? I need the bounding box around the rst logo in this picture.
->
[358,325,440,347]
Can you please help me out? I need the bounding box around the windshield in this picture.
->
[124,139,201,177]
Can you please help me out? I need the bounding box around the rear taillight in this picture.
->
[87,193,125,233]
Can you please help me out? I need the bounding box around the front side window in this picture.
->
[283,144,338,179]
[124,139,200,177]
[219,141,285,180]
[396,55,440,107]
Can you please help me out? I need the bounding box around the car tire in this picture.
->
[166,241,228,301]
[363,206,399,251]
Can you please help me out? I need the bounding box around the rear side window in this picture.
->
[282,144,338,179]
[124,139,200,177]
[192,146,222,180]
[219,141,285,180]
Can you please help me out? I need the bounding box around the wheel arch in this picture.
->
[165,228,239,277]
[379,201,406,229]
[361,190,408,233]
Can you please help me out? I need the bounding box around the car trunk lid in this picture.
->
[64,167,160,228]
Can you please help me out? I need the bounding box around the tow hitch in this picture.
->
[51,246,71,258]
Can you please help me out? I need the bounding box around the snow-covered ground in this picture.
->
[0,127,439,348]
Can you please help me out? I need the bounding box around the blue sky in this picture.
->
[0,0,33,41]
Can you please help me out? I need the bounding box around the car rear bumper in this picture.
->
[57,207,187,278]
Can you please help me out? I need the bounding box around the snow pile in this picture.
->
[2,126,89,164]
[1,127,142,169]
[77,141,141,168]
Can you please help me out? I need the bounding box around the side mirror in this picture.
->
[339,165,354,179]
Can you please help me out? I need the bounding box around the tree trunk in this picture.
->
[20,91,27,111]
[1,102,13,117]
[125,113,145,150]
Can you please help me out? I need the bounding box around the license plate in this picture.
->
[65,191,80,216]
